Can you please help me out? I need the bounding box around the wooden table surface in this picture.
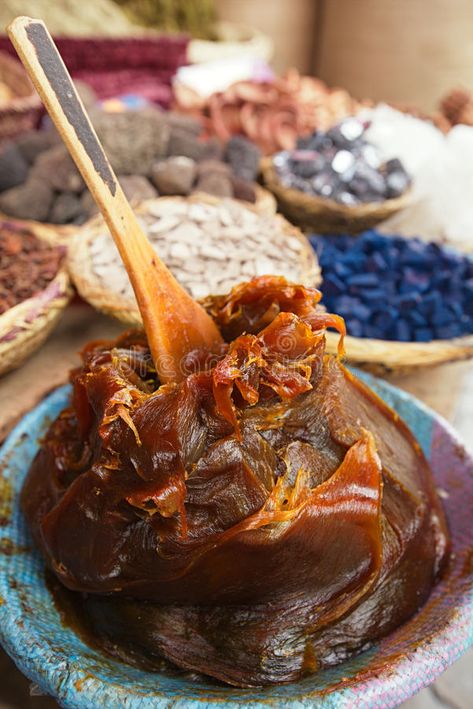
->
[0,303,471,709]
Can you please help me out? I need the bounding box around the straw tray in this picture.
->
[325,330,473,374]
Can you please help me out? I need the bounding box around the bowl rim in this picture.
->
[0,375,472,708]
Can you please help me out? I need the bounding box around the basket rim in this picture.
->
[325,330,473,371]
[0,212,80,245]
[0,263,72,376]
[0,262,71,337]
[0,219,72,375]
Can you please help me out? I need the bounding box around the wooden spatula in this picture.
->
[7,16,223,384]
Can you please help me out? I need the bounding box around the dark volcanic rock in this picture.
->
[32,146,85,194]
[118,175,158,202]
[0,178,54,221]
[15,129,59,165]
[0,143,29,192]
[49,192,83,224]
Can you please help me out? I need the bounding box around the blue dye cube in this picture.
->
[333,261,353,279]
[322,275,345,297]
[359,288,387,303]
[435,323,462,339]
[408,310,427,327]
[394,319,412,342]
[346,273,380,288]
[414,328,434,342]
[347,319,363,337]
[351,302,372,321]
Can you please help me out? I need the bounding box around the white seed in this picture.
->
[148,201,187,218]
[199,244,226,260]
[169,242,190,259]
[188,204,212,222]
[186,282,208,299]
[286,236,304,252]
[255,257,280,276]
[148,216,181,234]
[168,222,202,243]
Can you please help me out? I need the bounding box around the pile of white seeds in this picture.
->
[85,197,320,301]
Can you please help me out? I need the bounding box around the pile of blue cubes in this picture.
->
[309,230,473,342]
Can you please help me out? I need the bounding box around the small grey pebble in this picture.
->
[49,192,83,224]
[0,142,28,192]
[15,129,59,165]
[151,157,197,196]
[118,175,157,202]
[194,173,233,198]
[31,145,85,193]
[0,177,54,221]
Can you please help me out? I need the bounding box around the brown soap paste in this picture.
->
[22,276,449,687]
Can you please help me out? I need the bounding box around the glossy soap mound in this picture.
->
[21,276,449,688]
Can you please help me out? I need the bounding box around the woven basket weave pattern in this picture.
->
[0,51,42,140]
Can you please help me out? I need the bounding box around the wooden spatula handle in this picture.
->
[7,16,222,383]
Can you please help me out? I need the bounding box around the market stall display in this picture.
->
[0,220,71,376]
[0,108,274,226]
[311,231,473,372]
[365,104,473,251]
[261,118,411,233]
[174,69,364,154]
[0,8,472,709]
[68,195,319,319]
[0,16,452,697]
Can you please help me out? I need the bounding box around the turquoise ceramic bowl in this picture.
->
[0,373,472,708]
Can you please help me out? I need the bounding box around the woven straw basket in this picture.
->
[0,211,77,246]
[0,222,72,377]
[251,185,277,216]
[0,52,42,141]
[324,330,473,375]
[68,195,319,325]
[261,158,412,234]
